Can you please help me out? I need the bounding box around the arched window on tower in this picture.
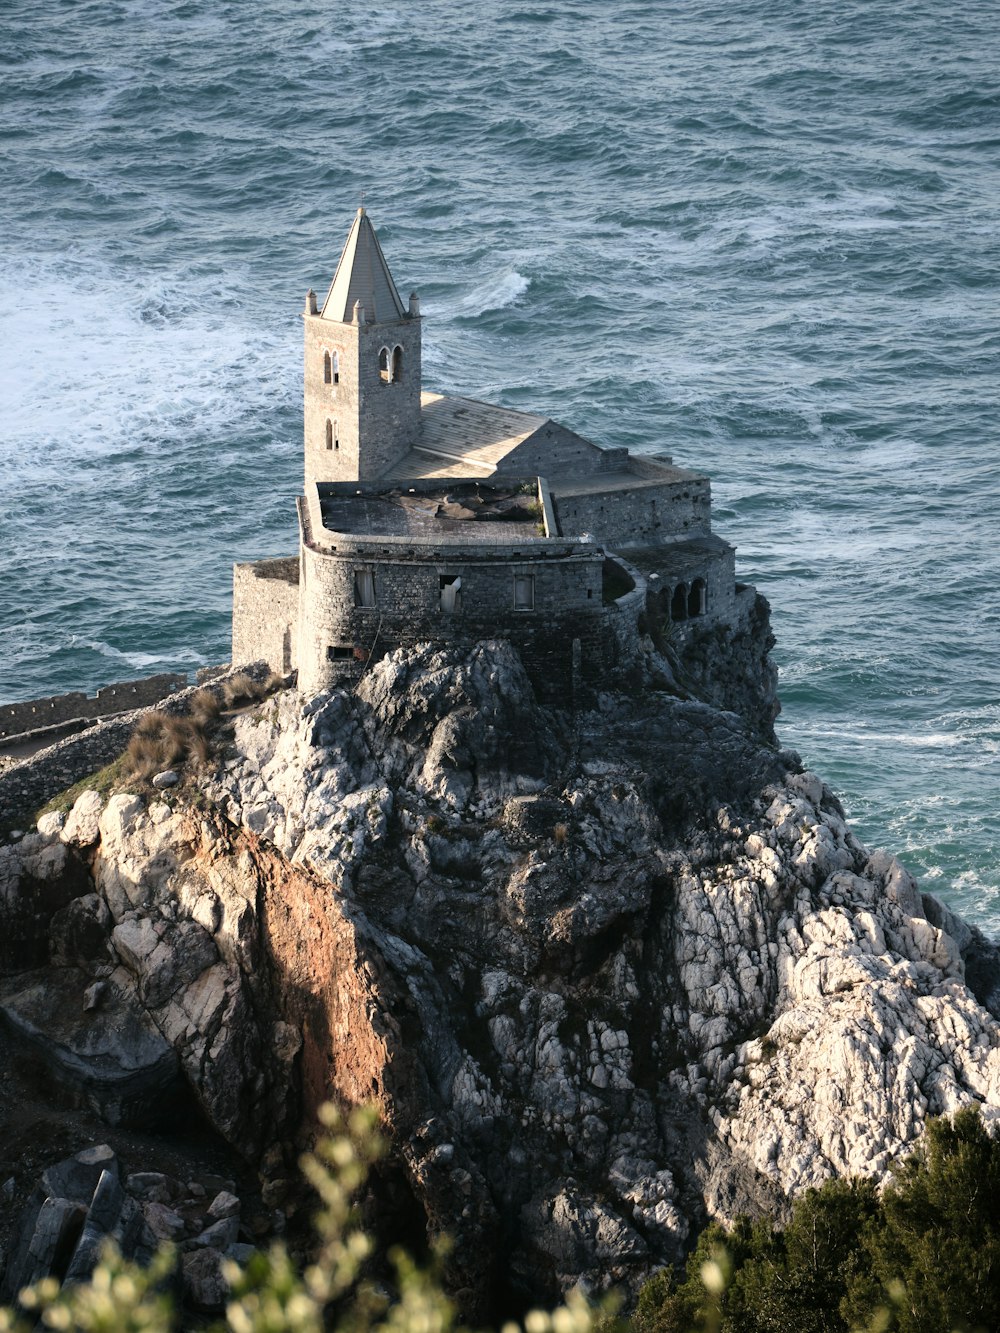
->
[326,420,338,451]
[378,347,391,383]
[688,578,706,617]
[331,350,339,384]
[670,583,688,622]
[392,345,403,382]
[323,351,332,384]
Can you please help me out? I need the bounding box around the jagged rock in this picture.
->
[50,894,113,967]
[36,811,65,838]
[142,1200,187,1241]
[191,1215,240,1250]
[207,1190,240,1220]
[61,789,105,848]
[1,1145,147,1303]
[0,968,183,1127]
[182,1247,228,1313]
[5,639,1000,1314]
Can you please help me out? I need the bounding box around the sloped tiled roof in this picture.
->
[321,208,407,324]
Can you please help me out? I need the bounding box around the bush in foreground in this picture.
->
[634,1106,1000,1333]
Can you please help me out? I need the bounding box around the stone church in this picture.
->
[232,208,748,700]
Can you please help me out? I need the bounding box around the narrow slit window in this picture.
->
[323,351,332,384]
[378,347,390,382]
[392,344,403,381]
[513,574,534,610]
[439,574,462,613]
[331,350,339,384]
[354,569,376,608]
[688,578,707,617]
[325,420,333,450]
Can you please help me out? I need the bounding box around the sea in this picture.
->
[1,1,997,928]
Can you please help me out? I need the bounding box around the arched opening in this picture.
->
[392,345,403,381]
[331,350,339,384]
[688,578,706,617]
[670,583,688,621]
[323,351,332,384]
[378,347,390,383]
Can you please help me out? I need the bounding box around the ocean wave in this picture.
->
[444,271,531,320]
[73,638,208,670]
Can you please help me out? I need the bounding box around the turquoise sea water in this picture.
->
[1,2,998,925]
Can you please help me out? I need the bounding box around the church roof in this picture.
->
[320,208,407,324]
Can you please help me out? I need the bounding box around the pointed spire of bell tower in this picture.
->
[302,207,423,485]
[320,207,407,324]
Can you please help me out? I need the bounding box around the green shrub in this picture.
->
[634,1107,1000,1333]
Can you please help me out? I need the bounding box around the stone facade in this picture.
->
[232,558,299,676]
[303,302,422,486]
[551,474,712,548]
[296,494,606,702]
[232,208,752,702]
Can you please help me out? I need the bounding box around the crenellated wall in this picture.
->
[1,673,189,741]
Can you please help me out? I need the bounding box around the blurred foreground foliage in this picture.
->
[0,1105,611,1333]
[2,1105,997,1332]
[634,1106,1000,1333]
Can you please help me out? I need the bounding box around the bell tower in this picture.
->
[303,208,422,485]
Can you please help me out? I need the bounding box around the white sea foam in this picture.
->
[450,271,530,318]
[0,253,295,481]
[75,638,208,670]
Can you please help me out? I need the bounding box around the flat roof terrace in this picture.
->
[319,481,545,543]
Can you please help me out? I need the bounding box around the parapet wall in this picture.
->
[1,672,189,741]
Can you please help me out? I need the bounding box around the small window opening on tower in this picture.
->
[327,645,354,661]
[513,575,535,611]
[392,344,403,381]
[325,420,339,451]
[670,583,688,622]
[439,574,462,614]
[353,570,376,607]
[378,347,391,383]
[689,578,707,617]
[331,350,339,384]
[323,351,332,384]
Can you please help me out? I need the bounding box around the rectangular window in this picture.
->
[327,645,354,661]
[513,574,534,610]
[439,574,462,614]
[353,570,376,608]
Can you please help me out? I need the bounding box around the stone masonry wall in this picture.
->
[497,420,607,478]
[232,557,300,674]
[0,673,188,741]
[303,309,421,486]
[297,543,605,701]
[0,667,270,824]
[552,477,712,547]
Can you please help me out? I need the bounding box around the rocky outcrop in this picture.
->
[2,638,999,1316]
[2,1142,255,1315]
